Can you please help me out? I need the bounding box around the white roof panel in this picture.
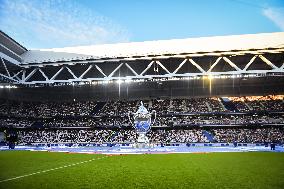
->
[21,32,284,64]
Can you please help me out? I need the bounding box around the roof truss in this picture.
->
[17,53,284,85]
[1,51,284,85]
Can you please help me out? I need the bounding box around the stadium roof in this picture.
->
[0,30,27,64]
[0,30,27,55]
[21,32,284,64]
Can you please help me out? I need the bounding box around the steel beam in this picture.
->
[0,57,10,77]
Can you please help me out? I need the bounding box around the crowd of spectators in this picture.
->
[96,100,139,116]
[0,95,283,146]
[148,129,208,143]
[16,127,284,144]
[18,129,115,144]
[0,118,32,128]
[228,95,284,112]
[0,96,282,119]
[160,115,284,126]
[17,129,209,144]
[42,117,129,128]
[1,114,283,128]
[212,127,284,143]
[0,99,97,117]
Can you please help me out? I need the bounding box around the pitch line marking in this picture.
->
[0,155,108,183]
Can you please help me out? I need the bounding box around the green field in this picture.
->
[0,151,283,189]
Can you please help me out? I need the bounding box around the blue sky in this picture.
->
[0,0,284,49]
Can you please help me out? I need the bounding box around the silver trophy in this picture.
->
[128,101,156,144]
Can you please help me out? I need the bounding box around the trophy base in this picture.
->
[132,133,152,148]
[137,133,149,143]
[133,143,153,148]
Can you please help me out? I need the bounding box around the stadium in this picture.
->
[1,15,284,189]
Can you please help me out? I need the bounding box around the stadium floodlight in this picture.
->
[101,80,110,84]
[116,79,123,84]
[0,85,17,89]
[125,79,132,83]
[205,75,213,80]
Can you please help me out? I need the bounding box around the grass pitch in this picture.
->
[0,151,283,189]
